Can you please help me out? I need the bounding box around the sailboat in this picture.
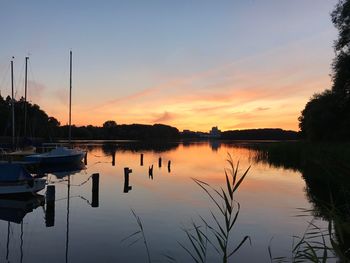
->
[3,57,36,158]
[24,51,86,166]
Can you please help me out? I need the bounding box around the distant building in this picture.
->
[209,126,221,138]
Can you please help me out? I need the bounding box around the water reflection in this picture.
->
[0,141,336,262]
[167,160,171,173]
[149,165,154,179]
[99,141,180,154]
[248,143,350,261]
[0,194,44,224]
[209,139,221,152]
[0,194,44,263]
[123,168,132,193]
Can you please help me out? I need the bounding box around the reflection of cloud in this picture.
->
[152,111,175,123]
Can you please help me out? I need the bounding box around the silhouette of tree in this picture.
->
[299,0,350,140]
[103,120,117,128]
[0,95,60,139]
[331,0,350,97]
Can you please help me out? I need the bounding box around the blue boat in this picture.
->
[24,146,86,166]
[0,163,46,195]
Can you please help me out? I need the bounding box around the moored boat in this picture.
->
[24,146,86,165]
[0,163,46,195]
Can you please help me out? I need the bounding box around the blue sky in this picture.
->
[0,0,338,130]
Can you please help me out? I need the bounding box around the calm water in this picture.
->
[0,141,327,262]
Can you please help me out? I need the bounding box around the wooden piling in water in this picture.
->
[149,165,153,179]
[92,173,99,207]
[168,160,171,173]
[112,151,116,166]
[140,153,144,166]
[123,167,132,193]
[84,152,88,165]
[46,185,55,227]
[158,157,162,168]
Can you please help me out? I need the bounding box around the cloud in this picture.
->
[75,31,333,131]
[152,111,176,123]
[53,88,68,106]
[27,80,47,103]
[255,107,270,111]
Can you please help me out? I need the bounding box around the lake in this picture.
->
[0,141,331,262]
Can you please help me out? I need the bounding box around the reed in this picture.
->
[121,209,152,263]
[180,153,251,263]
[269,193,350,262]
[269,220,334,263]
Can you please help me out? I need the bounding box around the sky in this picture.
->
[0,0,339,132]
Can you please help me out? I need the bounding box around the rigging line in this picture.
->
[66,175,70,263]
[22,206,40,259]
[6,222,10,261]
[20,221,24,263]
[48,175,92,187]
[55,195,80,202]
[11,59,24,100]
[78,195,91,206]
[15,60,25,99]
[28,59,38,103]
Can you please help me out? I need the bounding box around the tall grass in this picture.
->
[121,209,152,263]
[269,220,334,263]
[269,194,350,262]
[180,154,251,263]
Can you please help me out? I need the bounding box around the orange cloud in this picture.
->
[50,32,334,131]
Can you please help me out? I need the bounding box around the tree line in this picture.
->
[299,0,350,141]
[0,95,60,140]
[0,96,180,141]
[0,95,300,142]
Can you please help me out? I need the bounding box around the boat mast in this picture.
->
[24,56,29,138]
[11,58,15,148]
[68,51,72,145]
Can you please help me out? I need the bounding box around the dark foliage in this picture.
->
[248,142,350,261]
[221,128,298,140]
[299,0,350,141]
[59,123,180,140]
[299,90,350,140]
[0,95,60,140]
[0,95,179,142]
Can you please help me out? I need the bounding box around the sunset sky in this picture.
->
[0,0,338,132]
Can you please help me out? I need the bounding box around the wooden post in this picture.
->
[46,185,55,227]
[84,152,88,165]
[168,160,171,173]
[92,173,99,207]
[123,167,132,193]
[149,165,153,179]
[158,157,162,168]
[112,151,116,166]
[140,153,144,166]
